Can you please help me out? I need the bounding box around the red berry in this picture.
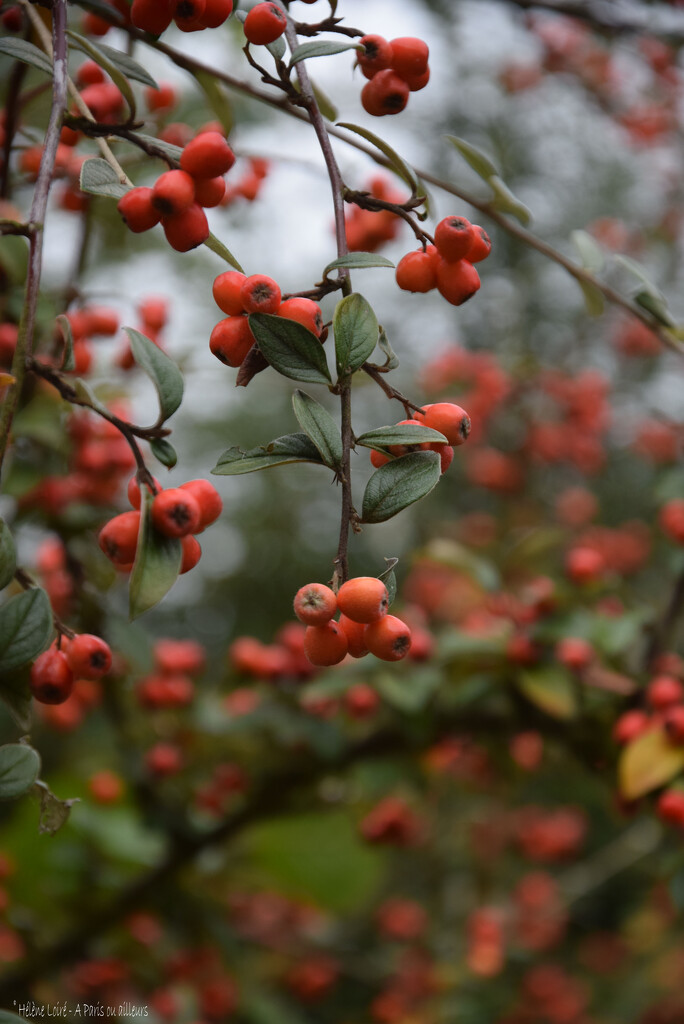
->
[660,499,684,543]
[395,248,438,293]
[117,188,161,233]
[179,479,223,531]
[131,0,173,33]
[201,0,234,28]
[243,1,286,45]
[127,475,162,510]
[565,546,606,584]
[294,583,337,626]
[151,488,201,537]
[193,175,226,207]
[647,675,684,710]
[435,258,481,305]
[213,271,247,315]
[180,535,202,573]
[304,620,348,666]
[402,65,430,91]
[66,634,112,679]
[180,132,235,178]
[389,37,429,78]
[209,316,254,366]
[145,742,184,777]
[339,614,369,658]
[99,510,141,565]
[657,788,684,827]
[30,649,74,705]
[152,170,196,216]
[162,203,209,251]
[240,274,281,314]
[358,35,393,79]
[76,60,106,87]
[555,637,594,672]
[365,614,412,661]
[419,403,471,445]
[277,297,323,337]
[664,705,684,744]
[88,770,123,805]
[466,225,492,263]
[145,82,177,112]
[435,217,476,262]
[172,0,205,30]
[337,577,389,624]
[361,70,409,116]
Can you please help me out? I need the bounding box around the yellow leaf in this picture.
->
[618,726,684,801]
[0,373,16,388]
[517,667,577,720]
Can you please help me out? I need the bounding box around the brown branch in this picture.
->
[362,363,426,419]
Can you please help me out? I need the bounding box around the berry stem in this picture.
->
[0,0,69,480]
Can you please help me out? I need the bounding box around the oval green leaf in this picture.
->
[324,253,395,275]
[129,491,182,620]
[248,314,331,385]
[490,175,531,225]
[0,587,52,673]
[80,157,130,200]
[356,424,447,452]
[67,30,137,120]
[212,433,325,475]
[446,134,499,181]
[125,327,184,424]
[0,517,17,591]
[292,390,343,470]
[150,437,177,468]
[0,38,53,76]
[290,40,363,65]
[203,232,244,272]
[337,122,422,196]
[333,293,378,378]
[361,450,441,524]
[0,744,41,801]
[517,667,577,720]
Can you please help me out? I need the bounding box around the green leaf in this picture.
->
[356,424,446,452]
[292,390,342,470]
[378,557,398,606]
[571,229,604,273]
[195,70,233,135]
[0,587,52,673]
[376,326,399,370]
[150,437,177,468]
[490,175,531,225]
[375,667,440,712]
[80,157,130,200]
[614,255,662,298]
[337,122,421,196]
[578,279,605,317]
[73,376,111,417]
[635,290,675,327]
[211,433,325,475]
[129,490,182,620]
[0,517,17,591]
[0,38,53,76]
[81,37,157,88]
[203,233,244,272]
[32,779,79,835]
[124,327,184,424]
[333,293,378,377]
[310,78,338,121]
[324,252,395,275]
[517,667,577,720]
[446,134,499,181]
[131,132,183,162]
[619,726,684,801]
[362,450,441,524]
[56,313,75,372]
[248,313,331,385]
[67,30,137,119]
[0,666,32,731]
[266,35,287,61]
[0,744,40,801]
[290,40,362,65]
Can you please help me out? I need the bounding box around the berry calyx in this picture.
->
[294,583,338,626]
[151,488,201,537]
[361,70,410,117]
[240,274,282,315]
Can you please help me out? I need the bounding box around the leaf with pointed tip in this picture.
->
[614,254,662,297]
[378,557,399,606]
[204,233,244,272]
[195,70,233,135]
[0,517,16,591]
[619,726,684,801]
[211,433,325,475]
[129,491,182,620]
[356,424,446,452]
[377,327,399,370]
[249,314,331,385]
[0,587,52,673]
[150,438,177,468]
[324,253,395,275]
[0,38,53,76]
[337,122,421,196]
[362,451,441,524]
[0,744,40,801]
[333,293,378,378]
[292,391,343,469]
[67,30,137,119]
[290,40,363,65]
[56,314,75,372]
[635,290,675,327]
[132,132,183,161]
[32,780,79,835]
[80,158,130,200]
[266,35,287,61]
[125,327,184,424]
[490,175,531,225]
[446,134,499,181]
[571,229,604,273]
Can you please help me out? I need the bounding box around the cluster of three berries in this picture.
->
[358,35,430,117]
[396,216,492,306]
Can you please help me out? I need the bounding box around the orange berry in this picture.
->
[466,225,492,263]
[389,37,429,78]
[161,203,209,251]
[209,316,254,366]
[434,216,475,263]
[179,479,223,531]
[294,583,337,626]
[99,510,140,565]
[358,34,393,79]
[240,274,281,314]
[402,65,430,91]
[117,187,161,233]
[193,175,226,208]
[339,614,369,658]
[213,271,247,315]
[88,770,123,805]
[395,247,438,292]
[361,70,409,116]
[277,297,323,337]
[151,488,201,537]
[244,1,286,45]
[370,449,391,468]
[419,403,471,446]
[365,614,412,662]
[145,82,177,111]
[435,258,481,305]
[337,576,389,624]
[180,131,235,178]
[304,620,348,666]
[127,474,162,510]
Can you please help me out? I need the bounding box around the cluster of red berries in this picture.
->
[210,271,324,368]
[98,475,222,573]
[358,35,430,116]
[360,795,424,846]
[243,2,287,46]
[345,175,403,253]
[29,633,112,706]
[136,637,205,710]
[131,0,233,35]
[116,132,235,252]
[370,402,471,473]
[293,576,412,667]
[396,216,491,306]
